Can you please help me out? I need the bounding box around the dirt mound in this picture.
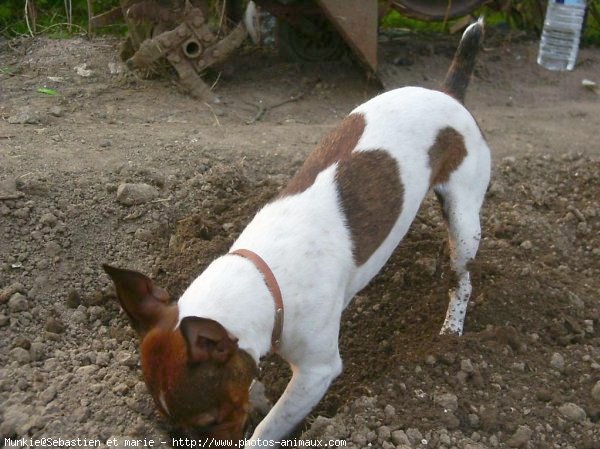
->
[300,154,600,448]
[153,162,279,296]
[152,154,600,448]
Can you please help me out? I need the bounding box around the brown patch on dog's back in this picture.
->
[336,150,403,266]
[279,113,366,197]
[428,127,467,186]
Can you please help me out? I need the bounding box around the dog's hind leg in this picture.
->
[434,157,488,335]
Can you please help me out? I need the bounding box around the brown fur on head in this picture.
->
[103,265,258,440]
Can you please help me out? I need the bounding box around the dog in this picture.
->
[103,18,489,447]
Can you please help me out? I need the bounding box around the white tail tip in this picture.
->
[244,1,260,45]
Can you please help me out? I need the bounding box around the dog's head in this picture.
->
[103,265,257,440]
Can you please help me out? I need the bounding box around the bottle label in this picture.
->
[556,0,586,5]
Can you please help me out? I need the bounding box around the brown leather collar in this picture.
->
[229,249,284,352]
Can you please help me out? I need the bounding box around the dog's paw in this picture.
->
[439,323,464,336]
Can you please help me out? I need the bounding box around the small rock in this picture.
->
[391,430,411,446]
[66,289,81,308]
[438,431,452,445]
[415,257,436,276]
[73,406,89,422]
[13,336,31,349]
[222,222,235,232]
[441,411,461,429]
[100,139,112,148]
[0,178,19,201]
[550,352,565,371]
[40,212,58,227]
[366,430,377,442]
[378,425,391,441]
[90,383,104,394]
[113,382,130,395]
[405,428,423,445]
[0,405,31,436]
[108,62,124,75]
[8,292,29,312]
[0,282,24,304]
[441,352,457,365]
[568,292,585,309]
[488,181,505,196]
[72,309,88,324]
[40,386,57,404]
[45,240,62,257]
[74,63,93,77]
[425,354,437,365]
[468,413,480,428]
[520,240,533,250]
[489,435,500,447]
[76,365,98,376]
[512,362,526,372]
[8,111,41,125]
[558,402,587,423]
[169,234,179,251]
[83,291,104,306]
[134,228,154,242]
[383,404,396,417]
[116,350,137,367]
[0,314,9,327]
[49,105,64,117]
[352,432,367,446]
[138,169,166,188]
[461,358,475,373]
[29,342,45,361]
[10,347,31,364]
[507,425,532,448]
[96,351,110,367]
[592,380,600,402]
[434,392,459,411]
[45,317,66,334]
[116,183,158,206]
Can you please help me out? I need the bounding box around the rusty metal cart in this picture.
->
[88,0,489,98]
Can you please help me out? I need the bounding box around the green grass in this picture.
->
[381,2,600,46]
[0,0,121,38]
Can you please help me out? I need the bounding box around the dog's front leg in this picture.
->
[246,359,342,447]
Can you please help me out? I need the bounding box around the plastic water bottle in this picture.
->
[537,0,587,71]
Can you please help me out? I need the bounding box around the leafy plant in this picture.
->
[0,0,120,37]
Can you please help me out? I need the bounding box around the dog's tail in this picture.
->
[441,17,484,103]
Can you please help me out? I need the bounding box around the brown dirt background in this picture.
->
[1,29,599,448]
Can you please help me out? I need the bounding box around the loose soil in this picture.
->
[0,29,599,449]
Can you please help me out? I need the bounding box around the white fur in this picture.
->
[177,87,490,445]
[243,1,260,45]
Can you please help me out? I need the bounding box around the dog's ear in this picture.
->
[180,317,238,365]
[102,264,172,336]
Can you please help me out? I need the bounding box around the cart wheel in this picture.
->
[277,14,346,63]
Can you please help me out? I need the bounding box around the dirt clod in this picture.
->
[116,183,159,206]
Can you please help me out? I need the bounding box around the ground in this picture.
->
[0,28,599,449]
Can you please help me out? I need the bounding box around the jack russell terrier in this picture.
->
[104,18,489,447]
